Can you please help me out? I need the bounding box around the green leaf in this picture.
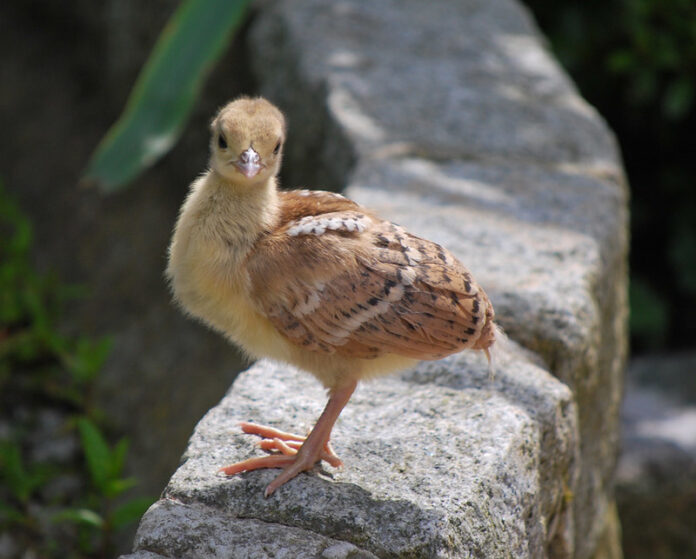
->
[53,507,104,528]
[0,499,25,524]
[83,0,251,192]
[669,222,696,294]
[103,477,137,499]
[77,418,112,493]
[0,180,33,257]
[63,336,112,383]
[110,497,155,531]
[629,278,669,346]
[0,440,48,503]
[662,77,695,119]
[110,437,129,479]
[606,50,635,74]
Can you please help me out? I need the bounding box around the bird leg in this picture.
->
[219,380,357,497]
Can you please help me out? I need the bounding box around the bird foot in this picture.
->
[218,421,343,497]
[237,422,343,467]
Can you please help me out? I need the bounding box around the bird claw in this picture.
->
[238,421,343,467]
[218,453,295,476]
[219,421,344,494]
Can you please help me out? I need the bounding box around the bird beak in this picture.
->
[234,147,262,178]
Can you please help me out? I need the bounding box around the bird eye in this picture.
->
[273,141,281,155]
[218,134,227,149]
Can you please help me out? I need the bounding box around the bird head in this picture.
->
[209,97,286,184]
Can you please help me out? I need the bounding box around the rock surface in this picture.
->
[616,353,696,558]
[127,349,576,558]
[123,0,628,557]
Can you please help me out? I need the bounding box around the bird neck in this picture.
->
[200,170,280,251]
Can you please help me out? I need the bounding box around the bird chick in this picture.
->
[167,97,496,497]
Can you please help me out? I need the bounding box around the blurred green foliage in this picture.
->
[83,0,251,192]
[525,0,696,352]
[0,182,153,558]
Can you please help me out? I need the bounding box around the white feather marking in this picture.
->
[286,216,317,236]
[294,189,345,199]
[400,267,417,286]
[326,218,342,230]
[345,300,391,331]
[387,283,405,301]
[293,291,321,316]
[337,281,405,335]
[402,245,422,265]
[286,214,371,237]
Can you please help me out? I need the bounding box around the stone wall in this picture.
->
[119,0,628,557]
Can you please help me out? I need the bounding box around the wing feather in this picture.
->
[246,191,494,361]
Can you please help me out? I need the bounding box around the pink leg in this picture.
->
[219,380,357,497]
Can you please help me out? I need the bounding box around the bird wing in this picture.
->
[246,191,493,360]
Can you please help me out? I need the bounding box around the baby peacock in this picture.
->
[167,97,496,497]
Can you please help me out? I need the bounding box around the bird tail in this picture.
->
[483,347,494,380]
[482,323,507,382]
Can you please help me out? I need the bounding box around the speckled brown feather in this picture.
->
[246,190,495,361]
